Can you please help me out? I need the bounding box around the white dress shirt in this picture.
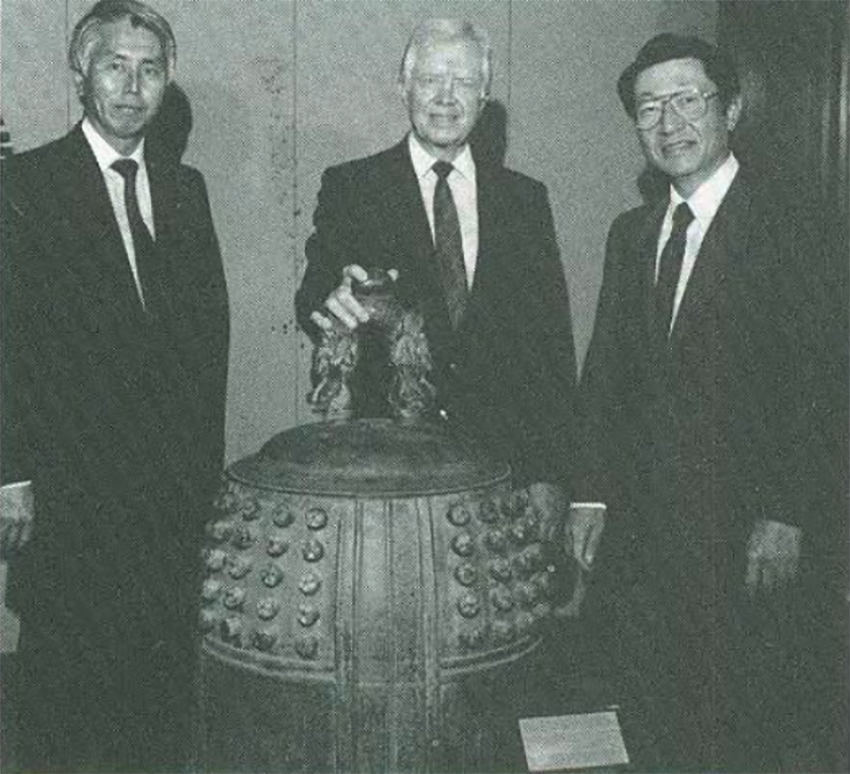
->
[656,152,740,332]
[82,118,155,303]
[408,133,479,288]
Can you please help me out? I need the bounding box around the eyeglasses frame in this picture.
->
[634,89,721,130]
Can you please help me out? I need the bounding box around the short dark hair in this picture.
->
[617,34,740,119]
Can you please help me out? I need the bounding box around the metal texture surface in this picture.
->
[198,419,553,772]
[229,418,509,496]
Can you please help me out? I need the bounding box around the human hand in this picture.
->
[310,265,398,332]
[566,504,605,572]
[524,483,584,618]
[526,482,568,544]
[745,519,802,597]
[1,482,34,557]
[310,263,370,332]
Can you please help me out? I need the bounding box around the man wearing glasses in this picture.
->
[574,34,829,771]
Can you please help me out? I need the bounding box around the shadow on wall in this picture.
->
[147,83,193,163]
[469,99,508,168]
[468,98,669,207]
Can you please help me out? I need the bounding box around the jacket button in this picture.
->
[448,362,458,372]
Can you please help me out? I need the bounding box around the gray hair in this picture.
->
[69,0,176,80]
[399,19,492,97]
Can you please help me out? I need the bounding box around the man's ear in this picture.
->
[73,71,86,101]
[726,94,743,132]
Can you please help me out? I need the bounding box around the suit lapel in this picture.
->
[59,127,147,321]
[146,156,182,318]
[462,162,505,334]
[381,140,455,353]
[640,199,669,346]
[147,156,175,248]
[669,175,750,350]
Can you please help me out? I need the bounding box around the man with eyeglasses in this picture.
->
[297,20,583,607]
[573,34,832,771]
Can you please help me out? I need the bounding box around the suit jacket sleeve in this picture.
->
[1,168,40,486]
[573,210,642,507]
[180,169,230,494]
[732,195,826,532]
[507,182,578,488]
[296,165,353,342]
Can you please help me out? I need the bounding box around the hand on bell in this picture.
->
[0,482,34,557]
[566,505,605,572]
[311,264,399,331]
[525,482,568,545]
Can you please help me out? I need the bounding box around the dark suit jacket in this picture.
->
[295,138,577,488]
[576,170,825,592]
[1,124,229,647]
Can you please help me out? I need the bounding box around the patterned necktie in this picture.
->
[655,202,694,339]
[111,158,164,318]
[432,160,468,329]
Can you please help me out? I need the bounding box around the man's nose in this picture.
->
[660,100,684,132]
[436,77,457,101]
[124,68,141,94]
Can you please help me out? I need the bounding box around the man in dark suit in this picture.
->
[296,19,582,559]
[0,1,229,770]
[574,34,837,772]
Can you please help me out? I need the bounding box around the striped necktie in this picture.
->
[432,160,468,329]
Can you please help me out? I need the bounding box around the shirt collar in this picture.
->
[669,152,739,229]
[82,117,146,173]
[407,132,475,182]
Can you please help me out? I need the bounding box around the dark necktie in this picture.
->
[655,202,694,339]
[432,160,468,329]
[112,158,164,318]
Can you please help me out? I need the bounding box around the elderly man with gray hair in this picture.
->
[297,19,594,598]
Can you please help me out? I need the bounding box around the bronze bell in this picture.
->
[196,271,570,773]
